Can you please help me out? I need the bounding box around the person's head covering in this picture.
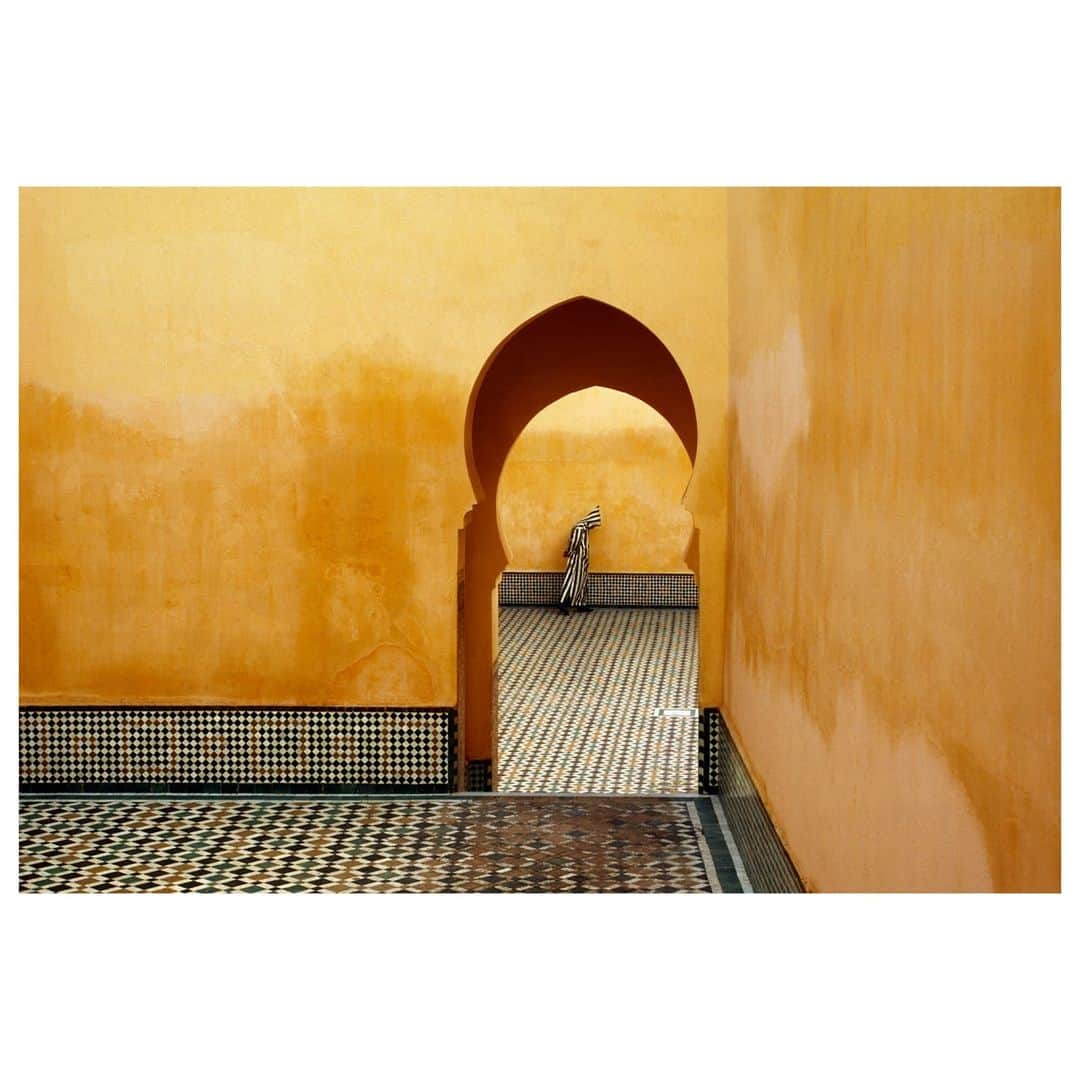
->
[579,506,602,530]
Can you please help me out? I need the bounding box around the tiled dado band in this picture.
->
[499,572,698,608]
[19,707,457,794]
[698,708,805,893]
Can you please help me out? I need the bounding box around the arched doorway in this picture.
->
[496,388,698,791]
[459,296,699,788]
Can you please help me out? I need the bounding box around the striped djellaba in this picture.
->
[558,505,602,612]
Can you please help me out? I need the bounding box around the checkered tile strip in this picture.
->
[465,759,492,792]
[499,572,698,607]
[19,708,456,790]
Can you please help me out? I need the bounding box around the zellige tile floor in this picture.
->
[496,606,699,794]
[18,795,744,893]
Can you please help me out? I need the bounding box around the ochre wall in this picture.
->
[20,188,728,707]
[725,188,1060,892]
[498,389,693,572]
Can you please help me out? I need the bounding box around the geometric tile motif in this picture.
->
[18,796,736,894]
[19,707,456,790]
[465,758,492,792]
[496,607,699,794]
[699,707,723,795]
[499,571,698,608]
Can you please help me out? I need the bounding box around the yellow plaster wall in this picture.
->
[497,389,693,572]
[725,188,1060,892]
[20,188,728,706]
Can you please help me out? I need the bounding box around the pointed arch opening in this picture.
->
[458,297,700,787]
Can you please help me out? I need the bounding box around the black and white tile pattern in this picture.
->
[19,707,456,792]
[465,758,492,792]
[496,607,699,794]
[499,572,698,608]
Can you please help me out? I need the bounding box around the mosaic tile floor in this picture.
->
[18,795,746,893]
[497,607,699,794]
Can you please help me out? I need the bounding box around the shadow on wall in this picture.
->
[20,348,464,705]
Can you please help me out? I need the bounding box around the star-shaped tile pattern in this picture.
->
[19,796,732,893]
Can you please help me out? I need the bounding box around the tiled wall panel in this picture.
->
[465,758,492,792]
[499,572,697,608]
[698,708,804,892]
[19,707,457,793]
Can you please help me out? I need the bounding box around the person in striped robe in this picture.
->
[558,505,602,614]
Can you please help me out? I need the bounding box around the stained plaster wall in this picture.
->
[20,187,729,707]
[498,389,694,573]
[724,188,1060,892]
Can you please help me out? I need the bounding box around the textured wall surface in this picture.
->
[498,389,693,572]
[20,188,728,707]
[725,188,1060,892]
[22,187,1059,892]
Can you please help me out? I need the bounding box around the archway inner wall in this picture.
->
[498,389,695,573]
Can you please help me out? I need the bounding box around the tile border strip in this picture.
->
[499,571,698,608]
[698,707,804,893]
[709,795,754,893]
[19,706,458,794]
[686,799,724,893]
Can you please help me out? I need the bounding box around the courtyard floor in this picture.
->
[496,606,699,794]
[18,794,747,893]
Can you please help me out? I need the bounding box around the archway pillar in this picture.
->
[692,508,727,708]
[461,500,506,776]
[685,441,729,710]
